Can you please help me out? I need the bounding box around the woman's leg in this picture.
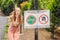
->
[14,26,20,40]
[8,26,14,40]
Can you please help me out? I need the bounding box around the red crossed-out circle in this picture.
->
[39,14,48,24]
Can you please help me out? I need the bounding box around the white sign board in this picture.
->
[24,10,50,29]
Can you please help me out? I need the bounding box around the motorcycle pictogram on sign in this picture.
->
[39,14,48,24]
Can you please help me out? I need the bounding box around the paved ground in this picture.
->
[38,29,51,40]
[0,16,8,40]
[4,29,54,40]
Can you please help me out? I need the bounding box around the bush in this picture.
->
[5,24,9,33]
[0,0,14,16]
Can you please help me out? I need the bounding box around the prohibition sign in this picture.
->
[39,14,48,24]
[26,15,36,25]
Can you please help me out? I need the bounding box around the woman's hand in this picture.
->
[12,21,18,27]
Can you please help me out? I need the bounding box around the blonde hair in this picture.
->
[10,6,22,24]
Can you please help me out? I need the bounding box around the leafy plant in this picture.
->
[20,1,31,14]
[39,0,60,32]
[0,0,14,16]
[5,24,9,33]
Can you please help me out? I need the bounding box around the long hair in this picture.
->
[14,5,22,24]
[10,4,22,24]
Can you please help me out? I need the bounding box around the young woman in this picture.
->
[8,5,23,40]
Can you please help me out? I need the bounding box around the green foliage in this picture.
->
[20,1,32,14]
[52,0,60,25]
[5,24,9,33]
[20,0,36,14]
[29,0,35,10]
[0,0,14,16]
[38,0,60,32]
[38,0,55,10]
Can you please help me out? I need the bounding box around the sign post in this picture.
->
[35,0,38,40]
[24,1,50,40]
[24,10,50,40]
